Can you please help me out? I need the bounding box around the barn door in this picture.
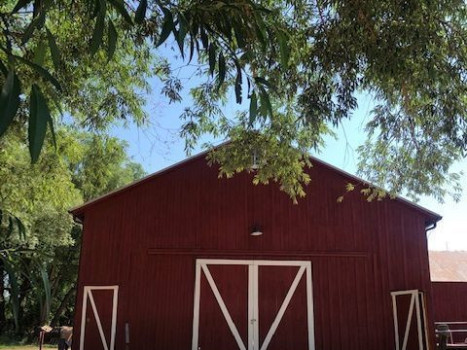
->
[391,290,429,350]
[80,286,119,350]
[257,262,313,350]
[192,260,315,350]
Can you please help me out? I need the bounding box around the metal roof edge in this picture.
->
[308,156,442,223]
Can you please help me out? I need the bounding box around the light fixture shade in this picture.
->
[250,225,263,236]
[250,230,263,236]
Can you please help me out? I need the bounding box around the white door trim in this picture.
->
[80,285,119,350]
[192,259,315,350]
[260,265,306,350]
[201,264,247,350]
[248,263,259,350]
[391,290,427,350]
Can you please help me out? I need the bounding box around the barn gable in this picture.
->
[71,151,440,226]
[71,152,441,350]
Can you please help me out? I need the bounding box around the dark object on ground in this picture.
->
[437,323,450,350]
[37,325,73,350]
[58,338,69,350]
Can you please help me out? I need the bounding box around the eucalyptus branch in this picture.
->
[0,12,13,53]
[436,17,467,41]
[315,0,325,27]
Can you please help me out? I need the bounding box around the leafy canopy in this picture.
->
[0,127,145,334]
[0,0,466,201]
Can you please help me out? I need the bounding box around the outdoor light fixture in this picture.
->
[251,150,259,170]
[250,224,263,236]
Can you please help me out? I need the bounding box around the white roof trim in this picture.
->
[69,148,212,215]
[70,145,442,222]
[310,157,442,221]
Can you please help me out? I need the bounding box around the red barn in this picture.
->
[70,152,441,350]
[430,251,467,343]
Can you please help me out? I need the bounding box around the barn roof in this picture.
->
[70,148,442,225]
[430,251,467,282]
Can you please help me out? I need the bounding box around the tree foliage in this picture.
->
[0,0,466,201]
[0,0,154,156]
[0,0,465,339]
[0,128,144,336]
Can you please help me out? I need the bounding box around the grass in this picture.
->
[0,346,55,349]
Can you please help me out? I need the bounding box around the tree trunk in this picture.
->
[17,275,32,334]
[51,285,76,326]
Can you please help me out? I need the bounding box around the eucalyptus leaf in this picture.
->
[8,216,14,235]
[33,41,47,66]
[2,257,20,331]
[109,0,133,25]
[208,43,216,76]
[90,13,106,55]
[28,84,51,163]
[259,87,273,117]
[217,51,226,89]
[14,55,62,92]
[188,36,195,63]
[233,24,246,49]
[175,15,188,58]
[0,60,7,76]
[277,29,290,67]
[47,110,57,149]
[249,92,257,126]
[38,262,52,321]
[157,10,174,47]
[107,20,118,61]
[21,11,46,45]
[254,76,276,93]
[16,216,26,240]
[200,26,208,49]
[235,69,242,104]
[46,28,61,70]
[0,70,21,137]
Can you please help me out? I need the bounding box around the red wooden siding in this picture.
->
[432,282,467,322]
[72,155,438,350]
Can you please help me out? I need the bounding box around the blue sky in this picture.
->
[111,54,467,251]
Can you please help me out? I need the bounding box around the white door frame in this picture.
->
[391,290,428,350]
[80,285,119,350]
[192,259,315,350]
